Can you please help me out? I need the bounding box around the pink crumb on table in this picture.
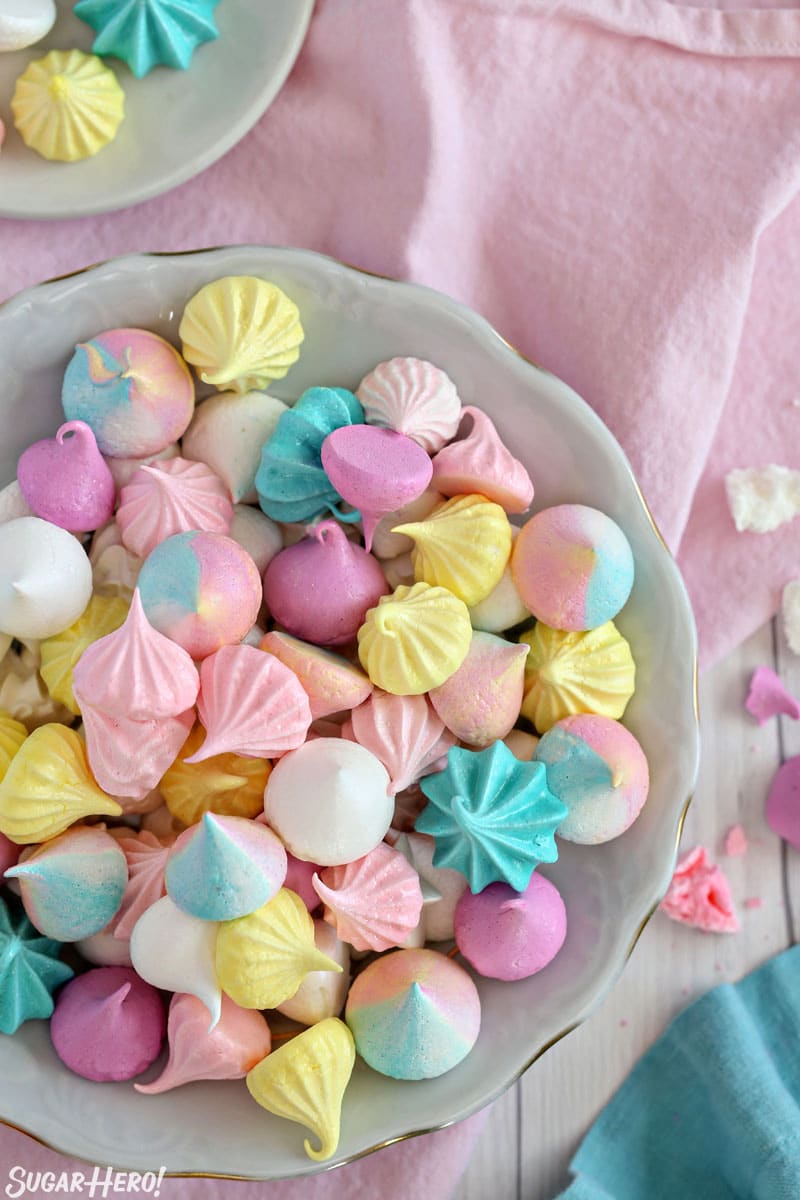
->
[744,897,763,910]
[766,755,800,851]
[723,824,748,857]
[659,846,740,934]
[744,665,800,725]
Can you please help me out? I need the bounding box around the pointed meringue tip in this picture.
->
[205,994,222,1034]
[133,1076,166,1096]
[611,768,624,788]
[104,982,132,1010]
[308,947,343,974]
[360,512,380,554]
[390,522,415,538]
[184,739,224,765]
[498,898,527,914]
[11,581,33,599]
[3,863,43,880]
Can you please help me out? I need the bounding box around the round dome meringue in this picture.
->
[179,276,304,394]
[0,517,92,640]
[160,724,270,826]
[264,739,393,866]
[75,925,133,968]
[39,594,129,716]
[74,0,220,78]
[356,358,461,453]
[313,842,423,952]
[112,830,170,941]
[428,632,529,747]
[130,895,221,1028]
[357,582,472,696]
[51,966,165,1082]
[182,391,288,504]
[342,690,455,795]
[454,872,567,980]
[165,813,287,922]
[190,644,311,761]
[12,49,124,162]
[345,948,480,1080]
[519,620,636,732]
[117,457,233,559]
[260,631,372,720]
[18,420,116,533]
[228,504,282,574]
[277,919,350,1025]
[135,992,271,1095]
[0,0,56,52]
[430,407,534,513]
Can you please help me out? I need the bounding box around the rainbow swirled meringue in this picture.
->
[312,842,424,952]
[260,631,373,720]
[0,893,73,1035]
[356,358,462,453]
[519,621,636,733]
[429,632,529,747]
[12,49,124,161]
[74,0,221,78]
[116,457,233,559]
[431,407,534,513]
[357,583,472,696]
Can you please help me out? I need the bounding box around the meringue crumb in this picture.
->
[782,580,800,656]
[724,465,800,533]
[723,824,748,857]
[744,665,800,725]
[744,897,763,910]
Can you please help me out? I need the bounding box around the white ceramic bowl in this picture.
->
[0,247,700,1179]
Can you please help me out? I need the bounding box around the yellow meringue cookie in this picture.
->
[357,582,472,696]
[246,1018,355,1161]
[0,724,122,844]
[0,710,27,784]
[178,276,304,394]
[12,49,125,162]
[519,620,636,733]
[40,594,129,716]
[160,724,270,826]
[216,888,342,1011]
[393,493,512,607]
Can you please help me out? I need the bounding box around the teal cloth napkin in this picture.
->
[558,944,800,1200]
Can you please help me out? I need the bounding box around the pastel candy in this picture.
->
[6,826,127,942]
[104,443,180,495]
[12,49,124,162]
[512,505,635,631]
[75,926,133,968]
[0,0,56,51]
[0,517,92,640]
[113,830,170,941]
[165,813,287,922]
[343,690,455,795]
[391,832,467,942]
[358,583,472,696]
[345,948,480,1080]
[429,632,530,747]
[356,358,461,453]
[39,594,129,716]
[51,967,165,1082]
[138,531,262,659]
[416,741,567,893]
[79,700,194,801]
[18,421,115,533]
[454,873,567,980]
[468,530,530,634]
[320,425,433,552]
[0,893,73,1035]
[264,739,393,866]
[0,710,27,783]
[519,621,636,733]
[535,714,649,844]
[160,724,270,826]
[255,387,364,525]
[283,849,322,913]
[130,895,222,1028]
[135,993,271,1094]
[117,457,233,559]
[190,644,311,761]
[74,0,220,78]
[765,756,800,851]
[277,919,350,1025]
[182,391,288,503]
[62,329,194,457]
[370,490,443,560]
[264,521,388,647]
[431,407,534,513]
[313,842,423,952]
[259,631,373,720]
[228,504,282,574]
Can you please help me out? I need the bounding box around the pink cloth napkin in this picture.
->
[2,0,800,1193]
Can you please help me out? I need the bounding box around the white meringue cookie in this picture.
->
[392,832,467,942]
[467,528,529,632]
[182,391,288,503]
[0,480,33,524]
[130,896,221,1029]
[276,919,350,1025]
[0,517,92,639]
[0,0,56,52]
[229,504,282,574]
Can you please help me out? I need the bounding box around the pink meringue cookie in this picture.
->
[431,407,534,514]
[429,632,530,746]
[17,420,116,533]
[745,665,800,725]
[113,830,170,941]
[80,700,194,801]
[320,425,433,552]
[182,390,288,504]
[766,756,800,851]
[263,520,389,647]
[135,992,272,1094]
[277,918,351,1025]
[51,966,166,1082]
[104,444,180,495]
[259,631,373,720]
[313,842,423,952]
[356,358,461,453]
[343,691,455,795]
[454,873,567,980]
[117,457,233,559]
[72,589,199,721]
[188,644,311,761]
[659,846,739,933]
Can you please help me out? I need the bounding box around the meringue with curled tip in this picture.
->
[215,887,342,1011]
[0,724,122,845]
[519,620,636,733]
[18,420,116,533]
[182,391,288,503]
[259,631,373,720]
[356,358,461,453]
[277,919,350,1025]
[112,829,170,941]
[357,582,472,696]
[0,517,92,641]
[179,276,304,394]
[130,895,221,1029]
[394,494,512,608]
[160,724,270,827]
[135,992,271,1095]
[72,589,199,722]
[190,644,311,761]
[342,690,455,795]
[12,49,124,162]
[246,1018,355,1162]
[429,632,529,747]
[39,594,129,716]
[79,700,194,801]
[165,813,287,922]
[313,842,424,952]
[117,457,233,559]
[431,406,534,513]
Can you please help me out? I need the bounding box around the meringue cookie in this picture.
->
[51,967,165,1082]
[277,919,350,1025]
[0,517,92,640]
[454,872,567,980]
[260,631,372,720]
[313,842,423,952]
[356,358,461,453]
[12,48,125,162]
[370,490,444,561]
[104,443,180,495]
[343,690,455,795]
[390,832,467,942]
[79,700,194,801]
[428,632,529,746]
[113,830,170,941]
[0,0,56,52]
[467,529,530,633]
[75,925,133,968]
[0,481,33,524]
[0,710,27,783]
[39,594,129,715]
[74,0,220,78]
[130,895,221,1028]
[182,391,288,503]
[357,583,472,696]
[519,620,636,733]
[0,893,73,1035]
[228,504,282,574]
[18,420,116,533]
[160,724,270,827]
[431,407,533,513]
[0,646,74,731]
[117,457,233,559]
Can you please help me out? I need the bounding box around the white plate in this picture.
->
[0,1,314,219]
[0,247,700,1179]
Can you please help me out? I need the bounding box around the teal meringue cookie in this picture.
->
[5,826,127,942]
[74,0,221,79]
[415,740,567,893]
[0,893,73,1034]
[164,812,288,921]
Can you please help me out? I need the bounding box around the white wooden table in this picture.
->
[455,618,800,1200]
